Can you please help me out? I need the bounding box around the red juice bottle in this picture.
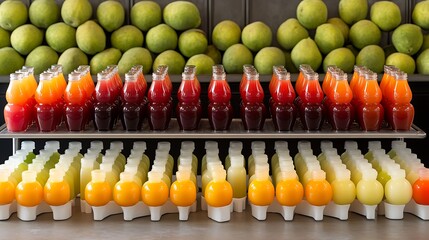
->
[240,71,266,130]
[64,72,87,131]
[4,73,31,132]
[240,65,256,95]
[76,65,94,126]
[299,72,324,130]
[35,72,57,132]
[294,64,313,108]
[129,65,147,129]
[106,65,122,129]
[270,67,296,131]
[122,72,143,131]
[328,72,354,130]
[208,65,233,131]
[94,72,115,131]
[147,71,172,130]
[177,65,202,131]
[388,72,414,130]
[322,66,339,124]
[356,71,384,131]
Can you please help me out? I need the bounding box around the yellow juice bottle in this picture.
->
[331,169,356,205]
[248,165,274,206]
[151,163,171,188]
[142,171,169,207]
[384,167,412,205]
[356,169,384,205]
[15,170,43,207]
[80,157,97,202]
[305,170,332,206]
[276,170,303,206]
[202,161,223,196]
[124,164,143,187]
[205,168,233,207]
[225,141,243,171]
[157,142,174,171]
[387,140,407,159]
[170,169,197,207]
[110,141,126,168]
[44,169,70,206]
[114,172,141,207]
[227,155,247,198]
[181,141,198,172]
[178,165,197,190]
[364,141,382,162]
[201,141,218,174]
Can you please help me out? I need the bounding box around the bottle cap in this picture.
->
[126,157,141,166]
[110,141,124,151]
[274,141,288,151]
[21,141,35,151]
[229,141,243,151]
[254,154,268,164]
[297,141,312,151]
[230,155,244,167]
[120,171,135,182]
[0,169,10,182]
[155,149,169,160]
[344,141,358,151]
[205,141,218,150]
[45,141,60,150]
[181,141,195,151]
[320,141,333,152]
[277,149,291,159]
[68,141,82,151]
[157,142,171,151]
[91,170,106,183]
[133,141,147,151]
[21,170,37,183]
[180,149,193,159]
[90,141,104,151]
[251,148,265,156]
[368,141,381,151]
[251,141,265,150]
[391,140,406,150]
[206,150,220,162]
[311,170,326,181]
[228,148,242,157]
[130,149,144,157]
[64,148,79,157]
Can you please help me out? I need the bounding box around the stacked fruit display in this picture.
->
[0,0,429,76]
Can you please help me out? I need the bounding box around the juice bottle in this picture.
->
[202,161,222,196]
[275,170,303,206]
[201,141,218,174]
[142,171,169,207]
[330,169,356,205]
[0,169,15,205]
[241,70,266,130]
[105,66,122,129]
[4,73,30,132]
[19,67,37,126]
[80,157,97,204]
[64,72,87,131]
[44,169,70,206]
[239,64,256,96]
[48,68,66,128]
[380,65,396,107]
[356,168,384,205]
[295,64,312,101]
[226,155,247,199]
[305,170,332,206]
[129,65,147,129]
[387,72,414,130]
[300,72,324,130]
[85,170,112,207]
[94,72,115,131]
[225,141,243,170]
[356,71,384,131]
[15,170,43,207]
[76,65,95,126]
[170,169,197,207]
[328,72,353,130]
[208,64,233,131]
[412,168,429,205]
[35,72,58,132]
[122,72,143,131]
[384,167,412,205]
[270,68,296,131]
[248,165,274,206]
[180,141,198,174]
[113,171,141,207]
[205,168,233,207]
[147,71,172,130]
[176,65,202,130]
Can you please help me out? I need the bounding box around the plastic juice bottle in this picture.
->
[301,160,322,188]
[54,162,75,199]
[122,72,143,131]
[328,72,354,130]
[99,163,119,191]
[147,71,172,130]
[18,68,37,126]
[356,72,384,131]
[155,65,173,98]
[151,164,171,188]
[208,65,233,130]
[170,169,197,207]
[356,168,383,205]
[276,170,303,206]
[124,164,144,186]
[202,161,222,196]
[382,66,399,107]
[248,154,268,179]
[94,72,115,131]
[76,65,94,125]
[226,155,247,199]
[225,146,243,171]
[387,72,414,130]
[176,66,202,130]
[330,169,356,205]
[113,171,141,207]
[44,169,70,206]
[21,66,38,100]
[248,141,266,169]
[142,171,169,207]
[322,66,337,96]
[201,141,218,173]
[305,170,332,206]
[85,170,112,206]
[274,158,294,184]
[248,165,274,206]
[4,73,31,132]
[271,141,288,167]
[15,170,43,207]
[384,167,412,205]
[412,168,429,205]
[239,64,256,96]
[387,140,407,159]
[295,64,312,102]
[80,157,97,203]
[240,70,266,130]
[50,64,67,94]
[270,69,297,131]
[64,72,87,131]
[300,72,324,130]
[0,169,15,205]
[205,168,233,207]
[180,141,198,172]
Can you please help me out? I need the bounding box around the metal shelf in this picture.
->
[0,119,425,140]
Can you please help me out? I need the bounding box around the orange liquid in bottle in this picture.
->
[205,168,233,207]
[305,170,332,206]
[85,170,112,207]
[276,178,304,206]
[170,171,197,207]
[142,171,169,207]
[113,172,141,207]
[15,171,43,207]
[44,169,70,206]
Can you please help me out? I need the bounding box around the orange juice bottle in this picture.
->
[113,172,141,207]
[276,170,303,206]
[170,169,197,207]
[248,165,274,206]
[64,72,87,131]
[328,72,354,130]
[50,64,67,94]
[44,169,70,206]
[4,73,31,132]
[305,170,332,206]
[387,72,414,130]
[380,66,395,105]
[0,169,15,206]
[15,170,43,207]
[205,168,233,207]
[85,170,112,207]
[35,72,57,131]
[356,71,384,131]
[142,171,169,207]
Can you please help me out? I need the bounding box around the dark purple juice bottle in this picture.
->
[240,70,265,130]
[147,69,172,131]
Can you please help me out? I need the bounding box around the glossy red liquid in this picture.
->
[4,104,30,132]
